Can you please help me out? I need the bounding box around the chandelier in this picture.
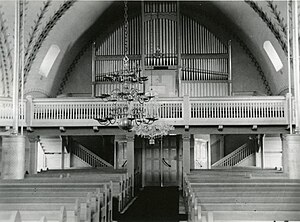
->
[132,121,174,144]
[96,1,158,130]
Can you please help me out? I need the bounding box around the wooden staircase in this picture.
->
[212,143,254,168]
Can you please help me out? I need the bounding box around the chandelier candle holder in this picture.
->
[95,1,158,131]
[132,121,175,144]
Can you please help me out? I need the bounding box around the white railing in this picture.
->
[0,98,26,126]
[212,143,253,167]
[71,140,113,168]
[190,96,287,125]
[0,96,290,127]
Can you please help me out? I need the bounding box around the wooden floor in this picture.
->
[116,186,187,222]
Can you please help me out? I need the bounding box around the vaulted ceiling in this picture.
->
[0,1,291,98]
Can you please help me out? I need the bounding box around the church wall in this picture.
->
[263,134,282,169]
[231,40,267,95]
[235,153,255,167]
[0,137,2,175]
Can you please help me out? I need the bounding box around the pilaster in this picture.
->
[283,134,300,179]
[126,133,135,195]
[1,135,26,179]
[27,136,39,175]
[182,134,191,173]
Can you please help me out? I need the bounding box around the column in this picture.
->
[292,0,300,133]
[281,135,289,175]
[27,136,39,175]
[126,133,135,195]
[182,134,191,173]
[283,134,300,179]
[61,143,65,169]
[1,135,26,179]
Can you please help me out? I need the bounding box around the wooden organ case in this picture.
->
[92,1,232,98]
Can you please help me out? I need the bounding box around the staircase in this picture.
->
[70,139,113,168]
[212,143,255,168]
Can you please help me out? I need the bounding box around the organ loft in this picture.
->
[0,1,300,222]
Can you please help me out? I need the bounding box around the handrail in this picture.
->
[212,143,253,167]
[0,96,291,127]
[71,140,113,168]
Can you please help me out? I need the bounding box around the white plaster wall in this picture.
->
[263,134,282,169]
[236,154,256,167]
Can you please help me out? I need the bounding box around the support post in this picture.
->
[126,133,135,195]
[261,135,265,169]
[28,136,38,175]
[92,42,96,97]
[12,0,21,135]
[292,0,300,133]
[61,142,65,169]
[182,134,191,173]
[228,40,232,96]
[281,134,289,175]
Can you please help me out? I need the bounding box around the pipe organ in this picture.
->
[92,1,231,98]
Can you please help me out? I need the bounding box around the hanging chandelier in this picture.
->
[132,121,174,144]
[96,1,158,131]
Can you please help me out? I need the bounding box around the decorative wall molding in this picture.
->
[24,0,51,63]
[0,8,12,97]
[245,0,287,54]
[23,0,76,86]
[266,0,287,38]
[24,88,50,98]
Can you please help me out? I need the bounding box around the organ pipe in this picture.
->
[94,2,231,95]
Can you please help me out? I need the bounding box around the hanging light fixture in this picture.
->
[132,120,174,144]
[95,1,158,131]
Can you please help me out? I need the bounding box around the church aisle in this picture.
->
[116,186,187,222]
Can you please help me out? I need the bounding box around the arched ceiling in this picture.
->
[0,0,290,98]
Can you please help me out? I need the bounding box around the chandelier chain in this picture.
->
[124,0,129,58]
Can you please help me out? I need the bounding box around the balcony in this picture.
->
[0,96,293,129]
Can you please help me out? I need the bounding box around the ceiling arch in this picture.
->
[0,1,290,98]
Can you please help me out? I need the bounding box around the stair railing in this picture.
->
[71,141,113,168]
[212,143,253,167]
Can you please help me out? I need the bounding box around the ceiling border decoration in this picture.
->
[24,0,51,72]
[24,87,51,98]
[245,0,287,55]
[23,0,76,86]
[266,0,287,38]
[0,7,13,97]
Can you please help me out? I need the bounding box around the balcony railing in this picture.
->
[0,96,291,127]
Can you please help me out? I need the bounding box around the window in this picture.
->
[39,45,60,77]
[263,41,283,72]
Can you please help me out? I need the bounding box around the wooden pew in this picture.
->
[0,211,21,222]
[0,206,67,222]
[183,172,300,222]
[0,181,112,222]
[27,169,133,211]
